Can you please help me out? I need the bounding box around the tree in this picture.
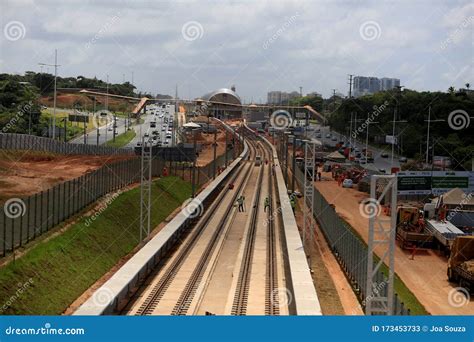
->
[448,86,455,94]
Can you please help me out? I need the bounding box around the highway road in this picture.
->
[128,104,177,148]
[69,103,178,148]
[308,124,402,172]
[70,115,129,145]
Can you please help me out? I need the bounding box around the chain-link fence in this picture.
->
[0,147,235,257]
[0,133,134,155]
[293,165,411,315]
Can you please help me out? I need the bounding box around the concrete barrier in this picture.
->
[257,129,322,315]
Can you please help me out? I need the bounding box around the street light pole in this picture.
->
[365,116,379,160]
[39,49,60,139]
[424,106,445,166]
[53,49,57,139]
[389,117,407,168]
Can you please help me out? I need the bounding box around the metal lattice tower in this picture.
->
[140,136,152,241]
[365,175,397,315]
[303,140,316,244]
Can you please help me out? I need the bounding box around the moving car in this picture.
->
[399,156,407,163]
[381,152,389,158]
[342,179,353,188]
[326,134,331,138]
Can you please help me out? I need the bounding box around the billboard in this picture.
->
[433,156,451,168]
[397,171,474,195]
[385,135,397,145]
[295,112,307,119]
[69,114,89,123]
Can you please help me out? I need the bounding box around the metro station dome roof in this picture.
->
[202,88,241,103]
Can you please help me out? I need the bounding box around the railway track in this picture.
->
[125,128,287,315]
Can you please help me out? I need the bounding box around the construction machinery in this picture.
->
[447,236,474,292]
[425,219,465,254]
[396,206,433,250]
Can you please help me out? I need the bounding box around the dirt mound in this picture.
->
[0,151,135,202]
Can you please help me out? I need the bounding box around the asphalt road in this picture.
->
[70,115,128,145]
[308,124,402,172]
[69,104,178,148]
[128,104,177,148]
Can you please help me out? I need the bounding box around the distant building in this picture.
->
[267,91,282,104]
[307,91,322,97]
[353,76,400,97]
[267,90,301,104]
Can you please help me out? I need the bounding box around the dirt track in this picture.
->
[316,174,474,315]
[0,151,134,201]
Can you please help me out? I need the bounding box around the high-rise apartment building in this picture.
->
[353,76,400,97]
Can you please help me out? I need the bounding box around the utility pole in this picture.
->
[426,106,431,165]
[389,115,408,168]
[94,97,99,145]
[106,74,109,112]
[349,112,353,148]
[140,136,152,241]
[365,115,379,160]
[113,115,117,142]
[191,129,197,197]
[225,130,228,167]
[424,106,445,165]
[28,107,32,135]
[291,136,297,192]
[212,130,217,179]
[389,85,405,168]
[299,86,303,97]
[284,132,290,185]
[39,49,60,139]
[64,117,68,142]
[348,74,354,98]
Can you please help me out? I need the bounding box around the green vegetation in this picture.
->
[0,74,42,135]
[326,89,474,170]
[0,176,191,315]
[105,130,136,148]
[291,88,473,170]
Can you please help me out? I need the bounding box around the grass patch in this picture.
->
[0,176,191,315]
[105,130,136,148]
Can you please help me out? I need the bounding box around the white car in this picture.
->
[342,179,353,188]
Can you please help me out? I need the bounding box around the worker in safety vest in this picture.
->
[290,198,296,212]
[237,196,245,212]
[264,197,270,212]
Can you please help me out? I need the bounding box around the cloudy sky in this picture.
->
[1,0,472,102]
